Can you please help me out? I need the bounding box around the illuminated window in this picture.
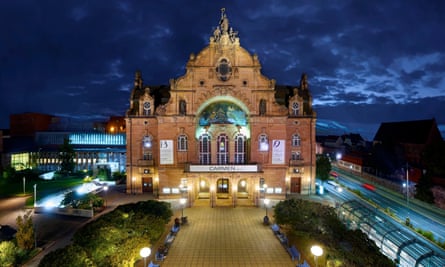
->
[199,133,211,164]
[234,133,246,164]
[177,134,188,151]
[258,134,269,151]
[292,134,301,147]
[217,134,228,164]
[142,135,153,160]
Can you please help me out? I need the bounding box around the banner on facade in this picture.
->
[188,164,259,172]
[272,139,285,164]
[160,140,173,164]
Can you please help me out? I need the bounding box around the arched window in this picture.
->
[291,151,301,160]
[292,134,301,147]
[217,134,229,164]
[199,133,211,164]
[179,100,186,115]
[291,102,299,116]
[177,134,188,151]
[259,99,266,115]
[142,135,153,160]
[234,133,246,164]
[258,134,269,151]
[143,102,151,116]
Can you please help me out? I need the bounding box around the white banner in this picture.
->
[272,139,285,164]
[189,165,259,172]
[160,140,173,164]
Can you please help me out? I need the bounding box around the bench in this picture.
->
[148,261,160,267]
[276,232,288,246]
[271,223,280,233]
[297,260,310,267]
[155,251,165,261]
[171,224,180,233]
[287,245,300,261]
[164,232,175,246]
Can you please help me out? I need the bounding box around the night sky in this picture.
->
[1,1,444,140]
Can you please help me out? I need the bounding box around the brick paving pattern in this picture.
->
[160,206,294,267]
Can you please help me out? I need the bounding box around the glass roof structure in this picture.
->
[338,200,445,267]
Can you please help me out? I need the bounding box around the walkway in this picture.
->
[159,206,295,267]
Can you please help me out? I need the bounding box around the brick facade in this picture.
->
[125,10,316,206]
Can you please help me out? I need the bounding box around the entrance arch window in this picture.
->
[238,179,247,193]
[217,134,228,164]
[142,135,153,160]
[258,134,269,151]
[177,134,188,151]
[217,178,229,193]
[199,133,211,164]
[292,134,301,147]
[234,133,246,164]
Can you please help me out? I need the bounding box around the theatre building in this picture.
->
[125,10,316,206]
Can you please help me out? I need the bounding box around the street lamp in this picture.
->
[262,183,268,201]
[23,177,26,195]
[103,185,108,207]
[180,198,187,219]
[33,184,37,207]
[264,198,270,217]
[405,165,409,211]
[311,245,323,267]
[140,247,151,267]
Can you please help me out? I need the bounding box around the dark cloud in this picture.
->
[1,1,444,140]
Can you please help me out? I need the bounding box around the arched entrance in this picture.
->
[216,178,230,198]
[198,178,210,199]
[237,179,248,199]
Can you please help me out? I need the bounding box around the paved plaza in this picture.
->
[158,205,295,267]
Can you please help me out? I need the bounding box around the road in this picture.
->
[332,169,445,242]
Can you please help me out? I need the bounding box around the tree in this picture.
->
[415,170,434,203]
[16,210,35,250]
[0,241,18,267]
[58,138,75,175]
[316,154,331,184]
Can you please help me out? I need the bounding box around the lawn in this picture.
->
[0,177,84,205]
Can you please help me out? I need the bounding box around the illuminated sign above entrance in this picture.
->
[188,164,259,172]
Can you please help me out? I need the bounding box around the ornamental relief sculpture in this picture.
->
[195,86,253,111]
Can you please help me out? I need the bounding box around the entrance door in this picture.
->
[217,178,229,198]
[290,177,301,193]
[142,177,153,193]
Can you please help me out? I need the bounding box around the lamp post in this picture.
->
[103,185,108,207]
[33,184,37,207]
[264,198,270,217]
[23,177,26,195]
[406,164,409,211]
[140,247,151,267]
[180,198,187,219]
[263,183,268,199]
[311,245,323,267]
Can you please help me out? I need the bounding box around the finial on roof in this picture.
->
[211,8,239,45]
